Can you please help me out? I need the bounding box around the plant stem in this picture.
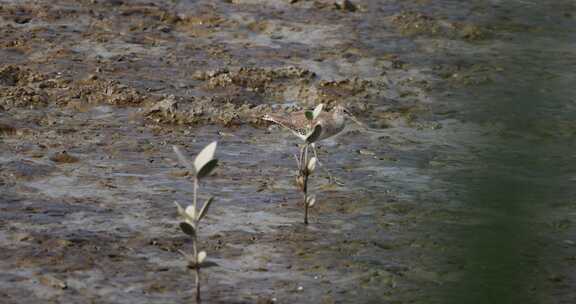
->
[192,177,201,303]
[192,232,200,303]
[192,177,199,261]
[299,144,306,175]
[193,177,199,217]
[302,144,310,225]
[195,266,201,303]
[304,194,309,225]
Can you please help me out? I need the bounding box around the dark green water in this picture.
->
[440,1,576,303]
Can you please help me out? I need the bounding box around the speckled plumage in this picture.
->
[263,105,346,141]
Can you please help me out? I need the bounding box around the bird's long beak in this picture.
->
[344,108,367,128]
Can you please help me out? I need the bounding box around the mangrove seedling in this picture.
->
[294,104,324,224]
[173,142,218,303]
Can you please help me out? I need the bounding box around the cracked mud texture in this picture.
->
[2,0,576,303]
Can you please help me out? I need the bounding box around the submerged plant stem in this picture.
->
[299,144,310,225]
[192,177,199,263]
[195,266,201,303]
[192,177,201,303]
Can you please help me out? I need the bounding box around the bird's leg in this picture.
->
[311,143,344,185]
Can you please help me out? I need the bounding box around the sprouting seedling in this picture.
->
[172,142,218,303]
[294,104,325,224]
[295,152,319,224]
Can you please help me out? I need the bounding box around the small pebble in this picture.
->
[358,149,375,156]
[334,0,357,12]
[49,151,79,164]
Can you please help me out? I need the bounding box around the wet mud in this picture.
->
[1,0,576,303]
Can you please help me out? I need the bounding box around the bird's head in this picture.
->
[333,104,365,127]
[332,104,353,117]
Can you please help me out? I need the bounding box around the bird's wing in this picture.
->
[263,111,312,136]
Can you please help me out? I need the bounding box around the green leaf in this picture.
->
[198,197,215,221]
[184,205,196,221]
[312,104,324,120]
[194,141,218,173]
[307,157,317,172]
[305,111,314,121]
[174,201,185,217]
[306,195,316,208]
[305,124,322,143]
[196,159,218,179]
[179,222,196,237]
[197,251,207,264]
